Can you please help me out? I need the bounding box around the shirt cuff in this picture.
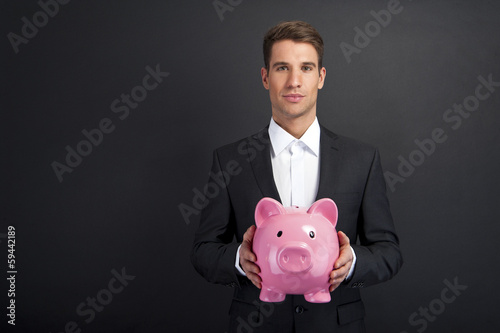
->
[235,244,246,276]
[345,246,357,281]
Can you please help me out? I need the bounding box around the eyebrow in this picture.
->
[271,62,289,69]
[271,61,317,69]
[302,62,317,68]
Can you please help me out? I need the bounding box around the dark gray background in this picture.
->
[2,0,500,332]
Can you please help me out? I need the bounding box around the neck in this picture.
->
[272,113,316,139]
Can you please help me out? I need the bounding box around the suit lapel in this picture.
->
[248,124,341,203]
[316,125,341,201]
[248,127,282,202]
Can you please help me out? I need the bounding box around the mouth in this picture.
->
[283,94,304,103]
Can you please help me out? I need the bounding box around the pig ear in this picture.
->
[307,198,338,228]
[255,197,286,227]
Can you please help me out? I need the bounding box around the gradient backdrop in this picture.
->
[2,0,500,332]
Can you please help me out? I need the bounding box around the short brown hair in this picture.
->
[263,21,324,72]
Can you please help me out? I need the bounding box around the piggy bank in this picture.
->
[252,197,339,303]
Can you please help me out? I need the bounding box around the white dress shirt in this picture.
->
[236,117,356,279]
[268,117,321,208]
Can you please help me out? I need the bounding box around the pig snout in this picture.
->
[277,244,312,273]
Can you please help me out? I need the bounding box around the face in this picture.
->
[261,40,326,124]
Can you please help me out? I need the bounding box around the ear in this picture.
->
[261,67,269,90]
[307,198,338,228]
[317,67,326,90]
[255,197,286,227]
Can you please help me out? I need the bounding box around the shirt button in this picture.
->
[295,306,304,314]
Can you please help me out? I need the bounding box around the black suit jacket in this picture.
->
[191,125,403,333]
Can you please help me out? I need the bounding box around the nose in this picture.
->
[278,245,312,273]
[286,69,302,88]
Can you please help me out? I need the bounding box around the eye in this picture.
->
[277,231,283,237]
[277,66,287,71]
[303,66,312,71]
[309,231,315,238]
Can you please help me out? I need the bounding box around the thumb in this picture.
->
[243,225,256,242]
[338,231,350,247]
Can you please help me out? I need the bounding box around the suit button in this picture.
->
[295,306,304,314]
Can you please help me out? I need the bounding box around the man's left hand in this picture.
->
[329,231,353,292]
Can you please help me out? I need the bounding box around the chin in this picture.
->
[283,112,309,120]
[285,106,312,118]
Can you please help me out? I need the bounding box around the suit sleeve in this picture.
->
[190,149,241,287]
[347,149,403,288]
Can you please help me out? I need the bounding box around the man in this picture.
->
[191,21,402,333]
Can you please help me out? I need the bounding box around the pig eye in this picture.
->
[277,231,283,237]
[309,231,315,238]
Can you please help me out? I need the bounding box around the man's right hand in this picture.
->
[239,225,262,289]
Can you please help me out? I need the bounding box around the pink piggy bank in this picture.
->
[252,197,339,303]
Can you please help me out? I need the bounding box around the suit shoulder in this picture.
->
[321,126,377,154]
[213,127,269,156]
[338,134,377,154]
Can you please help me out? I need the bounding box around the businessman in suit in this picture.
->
[191,21,403,332]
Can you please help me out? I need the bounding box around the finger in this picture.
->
[243,225,256,242]
[334,235,353,269]
[334,255,346,269]
[240,241,257,263]
[246,271,261,283]
[329,277,344,292]
[334,249,351,269]
[329,270,349,292]
[241,244,257,263]
[329,282,341,293]
[337,231,350,247]
[329,266,349,284]
[330,265,348,278]
[241,226,258,260]
[242,261,260,275]
[246,272,262,289]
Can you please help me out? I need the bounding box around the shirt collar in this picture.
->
[269,117,320,157]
